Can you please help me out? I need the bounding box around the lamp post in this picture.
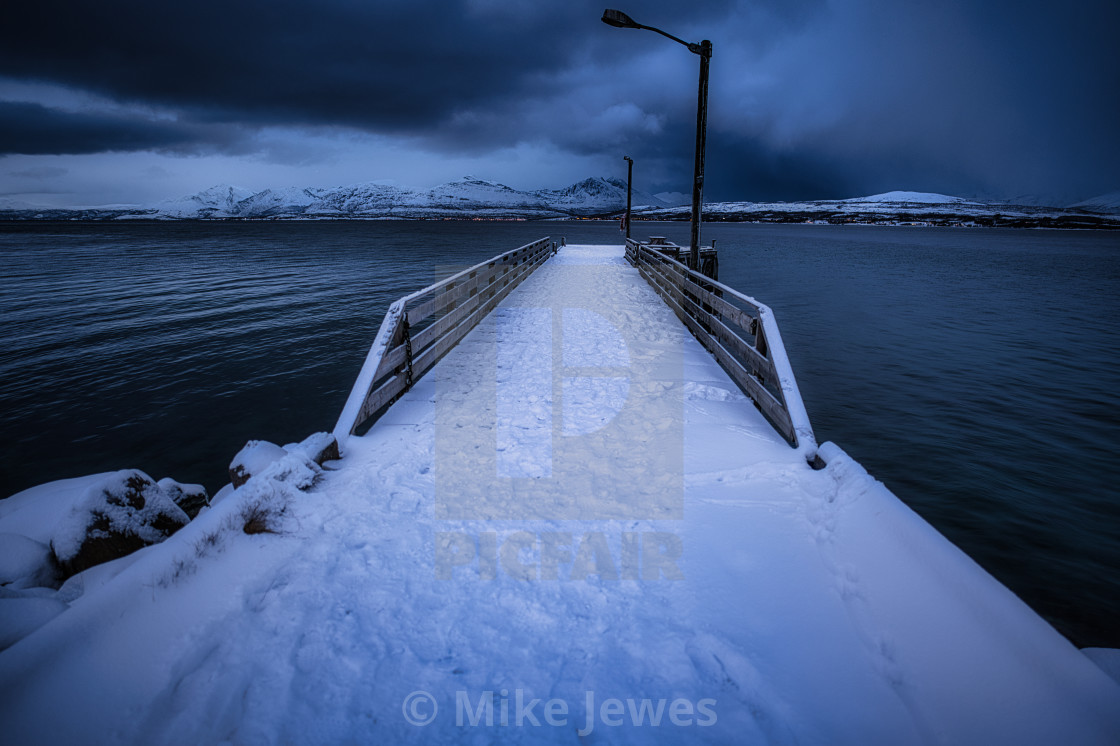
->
[602,8,711,271]
[623,155,633,238]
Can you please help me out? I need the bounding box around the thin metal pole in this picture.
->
[626,157,633,238]
[689,40,711,271]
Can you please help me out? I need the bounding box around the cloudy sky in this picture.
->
[1,0,1117,207]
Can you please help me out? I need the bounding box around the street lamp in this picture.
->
[602,8,711,271]
[623,155,633,238]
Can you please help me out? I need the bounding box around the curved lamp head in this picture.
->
[623,155,633,163]
[601,9,639,28]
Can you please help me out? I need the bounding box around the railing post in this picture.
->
[402,315,414,390]
[335,238,554,441]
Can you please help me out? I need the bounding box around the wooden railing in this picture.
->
[334,237,554,440]
[626,238,819,462]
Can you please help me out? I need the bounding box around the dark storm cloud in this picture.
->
[1,0,1117,201]
[0,101,201,155]
[0,0,730,131]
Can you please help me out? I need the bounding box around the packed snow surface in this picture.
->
[1,245,1118,743]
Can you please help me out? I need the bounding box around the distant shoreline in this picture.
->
[3,214,1118,229]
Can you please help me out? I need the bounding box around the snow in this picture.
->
[56,546,152,605]
[0,196,45,210]
[538,176,668,214]
[841,190,977,204]
[1084,648,1120,685]
[0,597,68,652]
[234,186,325,217]
[655,190,690,206]
[636,191,1120,227]
[0,534,56,589]
[0,473,113,545]
[1,245,1118,743]
[146,176,668,219]
[229,439,289,484]
[50,470,188,565]
[1069,191,1120,213]
[153,184,255,218]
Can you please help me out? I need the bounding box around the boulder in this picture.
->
[157,478,209,519]
[229,440,288,488]
[50,470,190,578]
[290,432,340,466]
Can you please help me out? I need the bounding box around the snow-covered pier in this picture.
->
[1,241,1118,743]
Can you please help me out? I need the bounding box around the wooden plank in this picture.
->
[637,245,765,319]
[648,255,779,392]
[371,342,408,383]
[349,239,551,434]
[681,275,757,336]
[706,312,777,384]
[411,246,548,379]
[715,350,797,444]
[356,373,409,428]
[408,245,539,326]
[407,266,495,326]
[408,244,549,352]
[398,237,549,310]
[640,245,770,369]
[639,255,796,445]
[410,248,547,382]
[409,274,490,352]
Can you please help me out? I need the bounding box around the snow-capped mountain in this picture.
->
[538,176,667,214]
[840,191,980,205]
[140,176,671,220]
[155,185,256,218]
[635,191,1120,229]
[1068,192,1120,214]
[1,180,1117,228]
[426,176,550,211]
[233,186,328,217]
[0,196,43,210]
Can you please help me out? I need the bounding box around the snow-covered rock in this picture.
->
[50,470,190,577]
[156,478,209,520]
[284,432,340,467]
[229,440,289,488]
[0,474,113,544]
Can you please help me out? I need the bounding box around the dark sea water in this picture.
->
[1,220,1117,648]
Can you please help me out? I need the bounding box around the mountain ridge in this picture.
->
[142,176,671,220]
[1,180,1117,228]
